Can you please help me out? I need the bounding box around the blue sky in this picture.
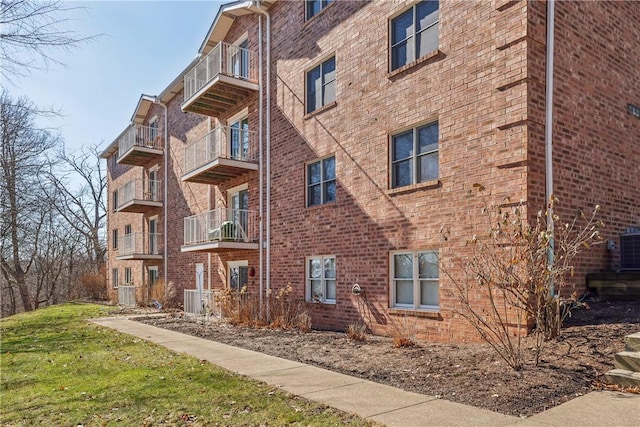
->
[13,0,224,154]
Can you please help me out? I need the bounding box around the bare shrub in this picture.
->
[346,323,368,342]
[390,315,418,348]
[218,285,310,331]
[150,280,176,309]
[442,186,603,370]
[79,271,107,300]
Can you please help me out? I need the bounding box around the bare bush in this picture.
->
[346,323,368,342]
[442,186,603,370]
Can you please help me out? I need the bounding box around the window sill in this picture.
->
[387,49,444,80]
[386,179,441,196]
[305,301,337,308]
[304,101,337,120]
[389,308,442,320]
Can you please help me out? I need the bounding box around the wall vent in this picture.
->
[620,233,640,270]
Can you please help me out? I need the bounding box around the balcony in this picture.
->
[182,208,259,252]
[117,125,162,166]
[115,179,162,213]
[116,232,162,260]
[182,125,258,184]
[182,42,259,117]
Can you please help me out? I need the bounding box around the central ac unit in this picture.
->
[620,233,640,270]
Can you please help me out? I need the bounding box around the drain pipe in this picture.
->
[545,0,555,294]
[257,14,264,315]
[255,0,271,320]
[154,96,169,302]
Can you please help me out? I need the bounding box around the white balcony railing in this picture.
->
[183,208,258,246]
[184,289,220,318]
[117,179,162,207]
[118,286,136,307]
[184,41,258,102]
[118,125,161,159]
[118,232,161,257]
[184,126,258,174]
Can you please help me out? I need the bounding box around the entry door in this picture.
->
[229,189,249,240]
[148,170,158,200]
[228,261,248,292]
[149,218,157,254]
[231,40,249,79]
[229,117,249,161]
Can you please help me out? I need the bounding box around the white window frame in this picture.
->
[390,250,439,311]
[148,266,159,288]
[124,267,132,285]
[112,190,118,212]
[112,268,119,289]
[112,229,118,250]
[306,155,336,207]
[148,216,158,254]
[305,0,333,21]
[306,255,336,304]
[305,55,336,114]
[390,121,439,189]
[227,108,249,161]
[389,0,440,71]
[148,116,158,142]
[124,224,132,235]
[228,260,249,291]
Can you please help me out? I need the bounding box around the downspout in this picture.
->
[255,1,271,320]
[154,97,169,302]
[258,14,264,315]
[545,0,555,294]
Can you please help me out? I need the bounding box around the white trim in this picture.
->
[389,250,439,311]
[232,32,249,47]
[227,107,249,126]
[305,254,337,304]
[227,260,249,290]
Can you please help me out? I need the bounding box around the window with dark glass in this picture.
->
[307,156,336,206]
[391,1,439,71]
[391,122,438,188]
[306,0,333,20]
[306,56,336,114]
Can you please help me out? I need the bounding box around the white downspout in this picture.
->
[545,0,555,294]
[255,1,271,320]
[258,14,264,315]
[154,97,169,302]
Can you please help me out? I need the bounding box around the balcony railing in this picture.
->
[118,286,136,307]
[182,42,259,116]
[116,179,162,213]
[117,232,162,259]
[183,208,259,250]
[182,126,258,183]
[184,289,221,319]
[117,125,162,165]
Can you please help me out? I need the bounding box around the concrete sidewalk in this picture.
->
[91,317,640,427]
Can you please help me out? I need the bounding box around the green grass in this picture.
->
[0,303,371,426]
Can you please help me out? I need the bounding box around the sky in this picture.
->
[12,0,224,155]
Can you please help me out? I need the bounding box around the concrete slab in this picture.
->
[369,398,519,427]
[253,365,365,395]
[516,391,640,427]
[212,353,306,376]
[91,318,195,344]
[302,380,435,418]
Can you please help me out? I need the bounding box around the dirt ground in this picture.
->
[131,298,640,417]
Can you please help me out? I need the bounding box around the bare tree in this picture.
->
[0,90,60,312]
[48,144,106,270]
[0,0,93,82]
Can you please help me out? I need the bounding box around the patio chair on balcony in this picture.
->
[207,220,248,242]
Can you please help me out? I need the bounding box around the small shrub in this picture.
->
[390,315,418,348]
[150,280,177,309]
[392,336,417,348]
[79,271,107,300]
[345,323,368,342]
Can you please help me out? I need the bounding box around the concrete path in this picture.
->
[91,317,640,427]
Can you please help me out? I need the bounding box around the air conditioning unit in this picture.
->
[620,232,640,270]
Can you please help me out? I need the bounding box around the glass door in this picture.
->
[228,261,248,292]
[229,117,249,161]
[149,218,157,254]
[229,189,249,241]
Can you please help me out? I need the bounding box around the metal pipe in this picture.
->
[154,96,169,302]
[545,0,556,294]
[258,13,264,316]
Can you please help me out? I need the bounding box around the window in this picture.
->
[229,117,249,161]
[149,218,158,254]
[124,267,132,285]
[124,224,132,235]
[391,251,439,310]
[391,121,438,188]
[228,261,248,292]
[148,170,158,200]
[390,1,439,71]
[148,266,159,289]
[306,0,333,20]
[306,256,336,303]
[307,156,336,206]
[112,190,118,212]
[112,229,118,250]
[306,56,336,114]
[112,268,119,289]
[230,39,249,79]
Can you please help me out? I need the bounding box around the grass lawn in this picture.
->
[0,303,372,426]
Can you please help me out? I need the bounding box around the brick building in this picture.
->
[101,0,639,341]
